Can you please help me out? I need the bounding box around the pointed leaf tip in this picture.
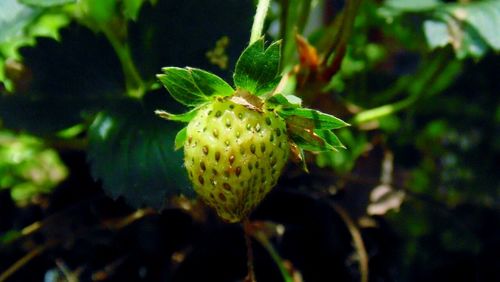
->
[154,107,200,123]
[234,39,282,96]
[158,67,233,106]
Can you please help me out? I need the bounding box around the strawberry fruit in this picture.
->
[157,39,348,222]
[184,98,289,222]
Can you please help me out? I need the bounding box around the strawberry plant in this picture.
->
[0,0,499,281]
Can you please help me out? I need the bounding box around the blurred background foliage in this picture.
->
[0,0,498,281]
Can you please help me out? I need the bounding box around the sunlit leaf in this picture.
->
[280,108,349,129]
[158,67,234,107]
[234,39,281,96]
[0,130,68,203]
[0,0,40,43]
[266,93,302,108]
[19,0,75,7]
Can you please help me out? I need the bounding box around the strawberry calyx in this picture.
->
[156,39,350,172]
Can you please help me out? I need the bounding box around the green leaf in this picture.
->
[0,27,124,134]
[289,128,344,153]
[315,130,345,149]
[424,12,490,59]
[88,101,193,209]
[0,0,71,87]
[0,0,40,43]
[0,130,68,203]
[155,106,201,123]
[158,67,234,107]
[83,0,116,23]
[288,126,335,152]
[446,0,500,51]
[233,39,281,96]
[255,76,282,96]
[280,108,350,129]
[384,0,500,59]
[266,93,302,108]
[423,20,450,49]
[0,230,22,245]
[19,0,75,7]
[316,129,368,173]
[174,127,187,150]
[384,0,440,12]
[123,0,150,20]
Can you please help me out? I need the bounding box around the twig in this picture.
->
[250,0,271,44]
[102,26,145,99]
[330,203,369,282]
[243,218,256,282]
[0,245,48,282]
[352,51,451,125]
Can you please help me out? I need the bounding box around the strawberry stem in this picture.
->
[250,0,271,45]
[243,218,256,282]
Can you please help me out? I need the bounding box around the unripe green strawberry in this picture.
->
[184,98,289,222]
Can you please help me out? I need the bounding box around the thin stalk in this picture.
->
[0,245,48,282]
[254,231,294,282]
[103,27,145,99]
[250,0,271,44]
[243,218,256,282]
[330,203,369,282]
[352,51,450,125]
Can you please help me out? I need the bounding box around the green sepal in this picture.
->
[289,130,334,152]
[234,39,281,96]
[266,93,302,109]
[174,127,187,150]
[290,141,309,173]
[283,107,348,153]
[256,76,282,96]
[315,130,345,149]
[158,67,234,107]
[155,106,201,123]
[279,108,350,129]
[297,147,308,173]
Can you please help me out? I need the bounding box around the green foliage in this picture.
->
[81,0,117,24]
[0,0,72,86]
[0,0,498,281]
[234,39,281,95]
[123,0,153,21]
[0,26,124,134]
[316,129,368,174]
[0,0,40,43]
[0,130,67,203]
[88,99,192,208]
[382,0,500,59]
[20,0,76,7]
